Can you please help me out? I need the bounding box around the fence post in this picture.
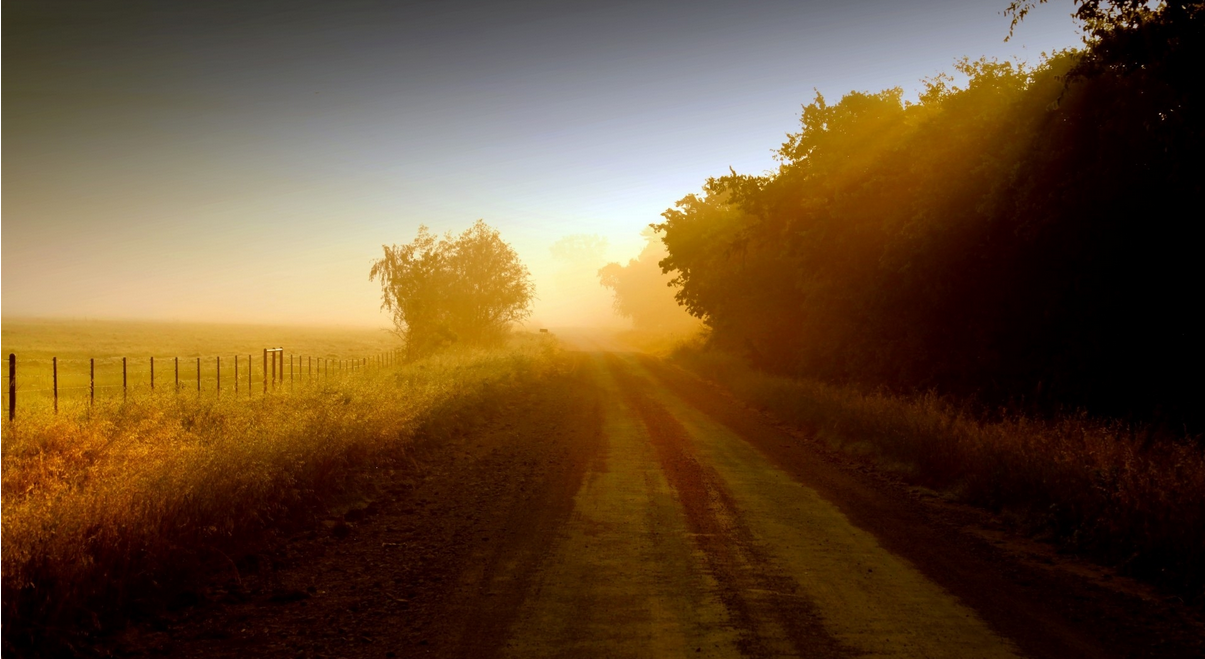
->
[290,354,294,388]
[151,357,155,391]
[175,357,179,391]
[90,358,95,406]
[53,356,59,414]
[263,349,268,395]
[197,357,201,393]
[123,357,128,400]
[8,354,15,422]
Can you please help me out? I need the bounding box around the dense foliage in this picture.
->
[371,220,535,357]
[655,1,1203,426]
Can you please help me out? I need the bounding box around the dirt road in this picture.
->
[117,344,1204,658]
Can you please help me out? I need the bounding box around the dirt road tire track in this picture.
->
[105,346,1204,659]
[608,354,854,659]
[637,354,1205,659]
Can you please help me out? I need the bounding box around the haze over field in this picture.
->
[3,0,1082,327]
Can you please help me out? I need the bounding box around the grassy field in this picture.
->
[1,319,563,653]
[1,319,404,409]
[671,344,1205,603]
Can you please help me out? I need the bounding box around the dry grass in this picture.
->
[1,318,403,406]
[1,333,562,651]
[673,345,1205,602]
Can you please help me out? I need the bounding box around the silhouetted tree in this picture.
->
[655,0,1203,427]
[598,228,701,332]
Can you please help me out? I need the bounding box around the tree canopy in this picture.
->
[654,0,1203,427]
[370,220,534,357]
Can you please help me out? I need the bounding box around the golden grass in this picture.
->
[1,332,562,649]
[672,345,1205,602]
[1,318,402,406]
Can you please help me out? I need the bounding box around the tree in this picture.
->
[598,227,701,333]
[370,220,535,357]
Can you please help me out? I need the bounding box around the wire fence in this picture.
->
[3,347,402,421]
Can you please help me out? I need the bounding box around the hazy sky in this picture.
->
[3,0,1085,328]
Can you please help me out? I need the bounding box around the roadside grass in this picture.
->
[1,333,562,653]
[672,344,1205,602]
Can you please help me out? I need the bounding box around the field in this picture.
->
[0,319,562,653]
[1,319,405,410]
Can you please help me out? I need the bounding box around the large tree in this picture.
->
[370,220,535,357]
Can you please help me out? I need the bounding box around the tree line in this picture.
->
[650,0,1203,428]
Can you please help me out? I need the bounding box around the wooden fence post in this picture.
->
[151,357,155,391]
[123,357,128,400]
[197,357,201,393]
[90,358,95,406]
[53,356,59,414]
[8,354,15,422]
[175,357,179,391]
[263,349,268,395]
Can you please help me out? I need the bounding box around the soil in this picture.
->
[99,344,1204,659]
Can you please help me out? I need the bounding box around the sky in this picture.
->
[3,0,1086,328]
